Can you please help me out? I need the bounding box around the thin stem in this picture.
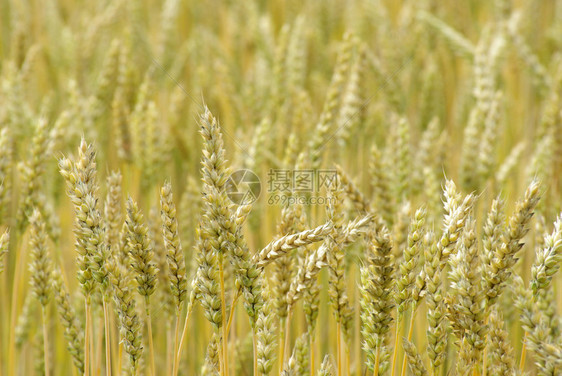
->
[89,305,95,376]
[145,297,156,376]
[174,303,193,376]
[8,236,23,376]
[226,289,240,337]
[310,334,315,376]
[95,316,103,375]
[172,309,181,376]
[278,318,286,374]
[284,310,292,367]
[253,331,258,376]
[337,322,342,376]
[0,273,4,376]
[117,343,123,376]
[373,346,380,376]
[354,292,361,376]
[218,332,225,376]
[42,305,50,376]
[85,299,91,376]
[0,266,4,376]
[109,307,119,373]
[103,298,112,376]
[440,341,449,376]
[219,255,229,376]
[231,316,237,376]
[391,314,402,376]
[519,333,527,372]
[345,342,350,376]
[400,304,417,376]
[166,324,172,376]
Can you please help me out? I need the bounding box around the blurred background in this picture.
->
[0,0,561,374]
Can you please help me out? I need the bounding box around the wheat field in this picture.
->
[0,0,561,375]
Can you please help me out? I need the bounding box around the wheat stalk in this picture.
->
[125,197,158,375]
[160,181,188,376]
[256,222,333,267]
[29,209,53,376]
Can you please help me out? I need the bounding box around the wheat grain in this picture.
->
[0,127,13,221]
[446,217,486,371]
[513,276,562,375]
[369,144,394,225]
[256,291,276,375]
[59,140,108,297]
[15,292,36,349]
[483,180,540,307]
[125,198,158,297]
[256,222,333,267]
[17,117,51,231]
[109,259,143,374]
[28,209,53,376]
[487,309,517,376]
[29,210,53,307]
[160,181,188,309]
[4,2,562,375]
[335,164,371,213]
[396,207,425,313]
[52,268,85,374]
[417,11,475,58]
[318,355,335,376]
[0,229,9,275]
[413,180,475,302]
[402,339,426,376]
[125,197,158,375]
[308,33,354,169]
[530,215,562,294]
[424,232,448,375]
[105,171,123,255]
[361,226,394,374]
[202,334,220,376]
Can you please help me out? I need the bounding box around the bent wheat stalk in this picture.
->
[255,222,333,267]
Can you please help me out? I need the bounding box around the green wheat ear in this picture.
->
[160,181,188,310]
[125,197,158,299]
[0,230,9,275]
[318,355,335,376]
[52,268,85,374]
[29,209,53,307]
